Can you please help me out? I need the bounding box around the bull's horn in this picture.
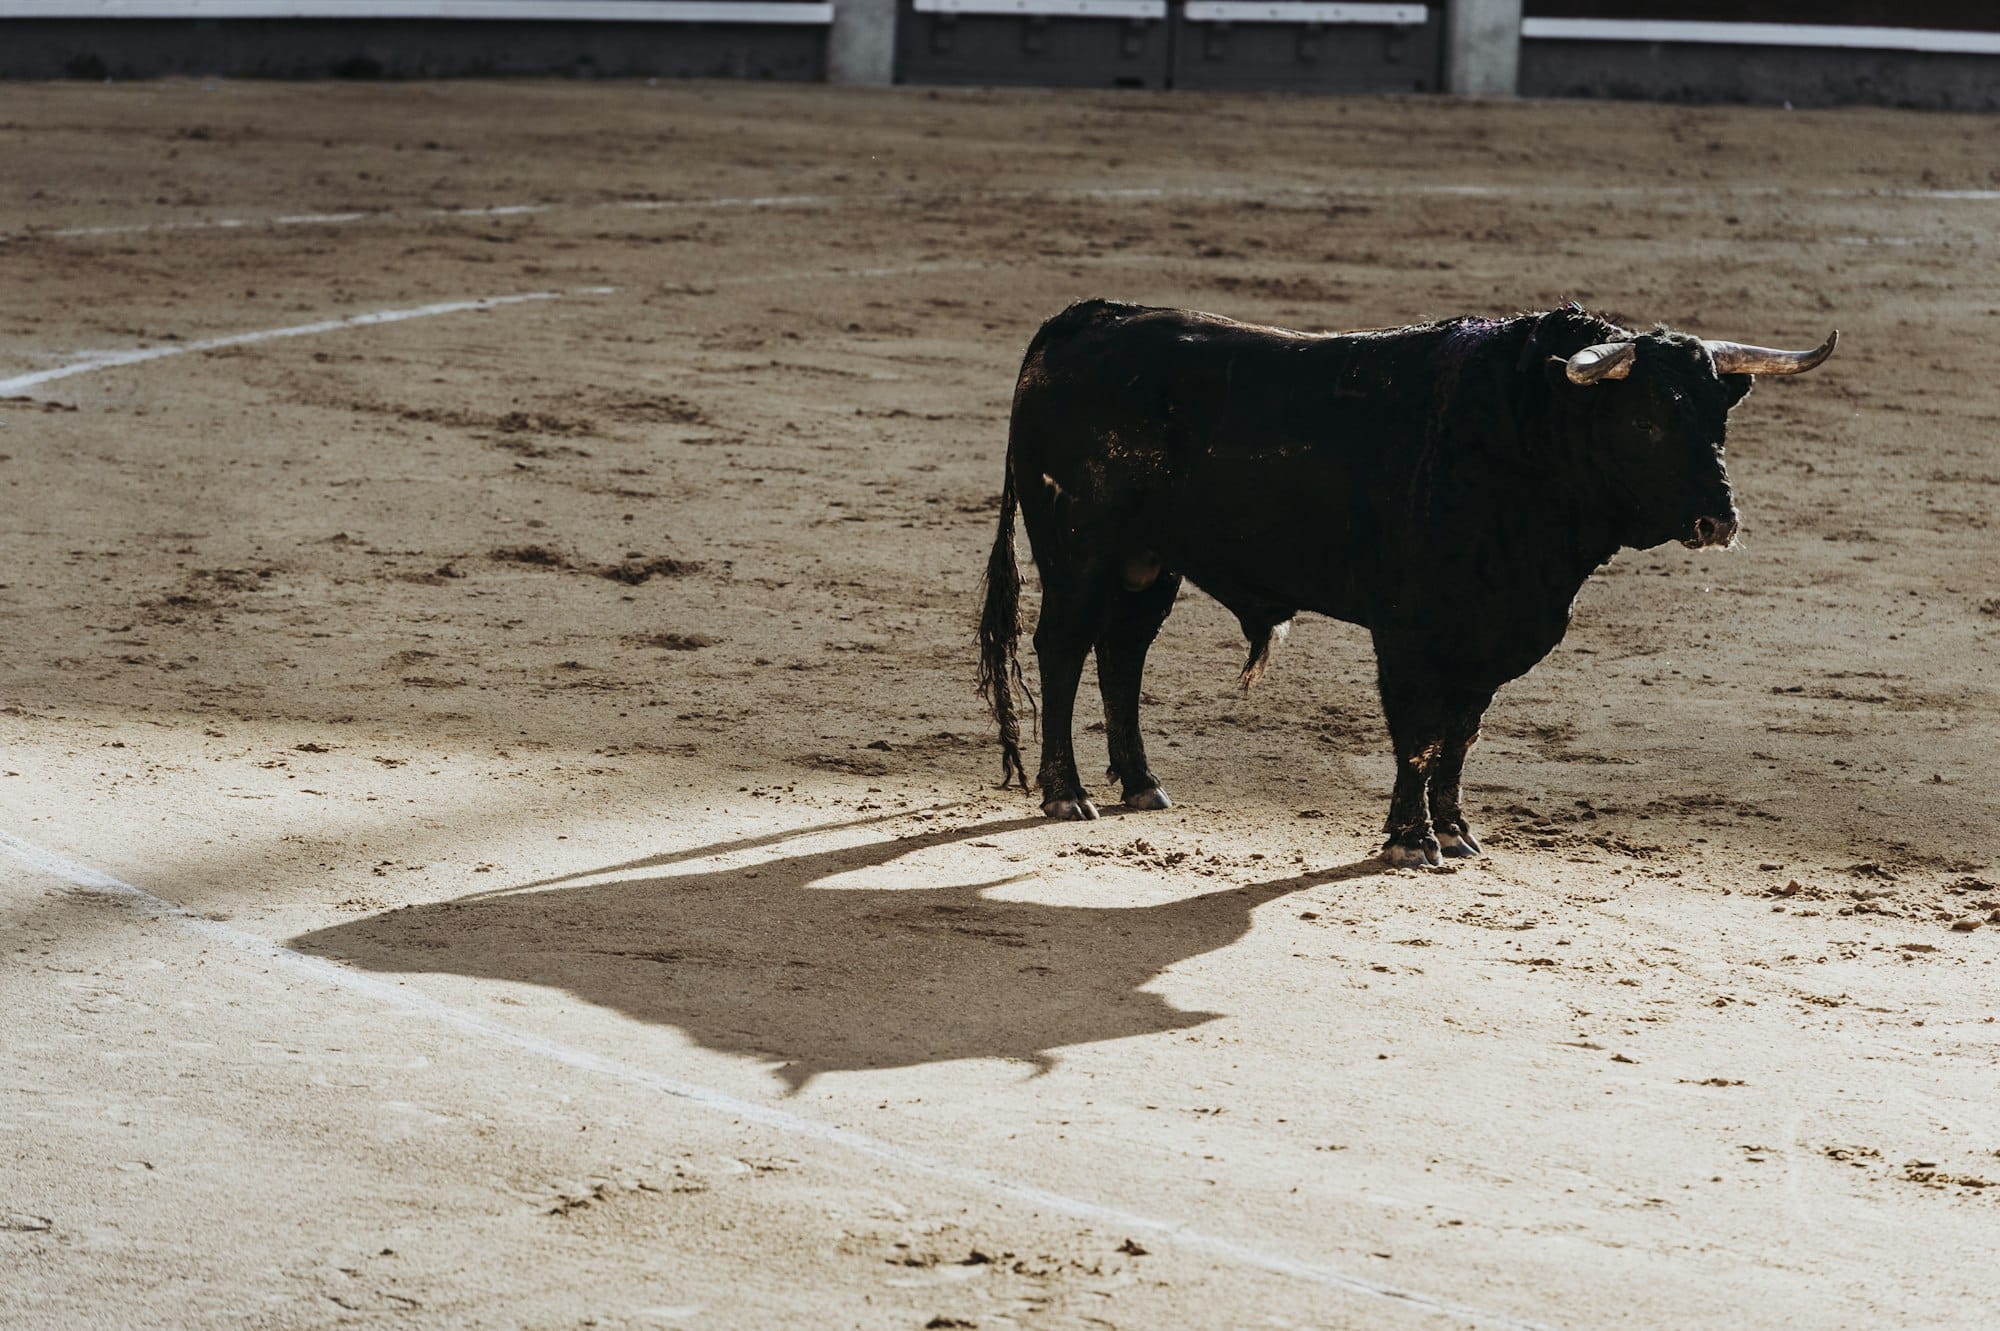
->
[1703,330,1839,376]
[1564,341,1637,385]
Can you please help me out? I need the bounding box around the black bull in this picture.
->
[977,301,1836,867]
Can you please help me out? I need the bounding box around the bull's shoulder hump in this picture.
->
[1039,301,1327,342]
[1140,306,1332,339]
[1037,297,1152,336]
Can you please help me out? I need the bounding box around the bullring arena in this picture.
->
[3,79,1998,1327]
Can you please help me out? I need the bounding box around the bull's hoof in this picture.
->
[1042,797,1100,821]
[1381,835,1443,869]
[1437,827,1483,858]
[1124,786,1172,811]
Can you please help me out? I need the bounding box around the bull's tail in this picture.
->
[977,456,1032,792]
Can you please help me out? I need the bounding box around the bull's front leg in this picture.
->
[1382,743,1444,867]
[1374,658,1446,868]
[1426,688,1495,858]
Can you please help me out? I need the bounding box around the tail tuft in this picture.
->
[977,460,1031,792]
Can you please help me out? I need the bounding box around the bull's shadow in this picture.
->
[291,813,1376,1090]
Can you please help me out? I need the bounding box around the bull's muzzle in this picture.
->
[1686,513,1740,549]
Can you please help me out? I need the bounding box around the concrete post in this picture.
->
[1444,0,1521,97]
[827,0,899,85]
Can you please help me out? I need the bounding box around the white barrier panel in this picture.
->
[0,0,834,21]
[1521,19,2000,58]
[911,0,1166,19]
[1182,3,1426,25]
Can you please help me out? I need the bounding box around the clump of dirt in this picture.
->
[490,544,567,567]
[599,393,710,425]
[489,545,700,584]
[496,409,596,437]
[194,567,275,592]
[137,592,218,624]
[598,555,700,585]
[1493,802,1671,861]
[808,752,890,776]
[626,632,717,651]
[491,437,591,460]
[394,403,488,431]
[135,566,278,624]
[1901,1165,1995,1192]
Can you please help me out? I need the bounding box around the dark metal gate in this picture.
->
[896,0,1440,90]
[897,0,1172,88]
[1172,2,1441,92]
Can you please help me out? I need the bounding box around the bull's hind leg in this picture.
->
[1427,689,1494,858]
[1032,574,1111,821]
[1095,571,1181,810]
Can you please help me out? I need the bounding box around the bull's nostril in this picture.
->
[1693,514,1739,548]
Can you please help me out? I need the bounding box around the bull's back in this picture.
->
[1010,301,1391,619]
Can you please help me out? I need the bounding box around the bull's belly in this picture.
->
[1167,544,1370,635]
[1166,542,1575,690]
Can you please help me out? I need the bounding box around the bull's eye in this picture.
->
[1633,417,1664,442]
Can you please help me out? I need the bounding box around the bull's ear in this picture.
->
[1721,373,1754,408]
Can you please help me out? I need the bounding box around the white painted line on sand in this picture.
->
[1882,188,2000,201]
[45,210,372,239]
[439,203,552,218]
[0,826,1547,1331]
[0,287,615,397]
[1,257,1164,397]
[617,192,844,212]
[27,193,838,242]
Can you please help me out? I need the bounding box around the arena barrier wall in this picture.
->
[1168,3,1440,94]
[1517,6,2000,110]
[0,1,834,79]
[2,0,1997,107]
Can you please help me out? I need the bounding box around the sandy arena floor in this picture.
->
[2,79,1997,1329]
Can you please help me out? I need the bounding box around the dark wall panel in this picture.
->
[1522,42,2000,111]
[1525,3,1999,33]
[0,19,827,80]
[1170,12,1442,93]
[896,5,1170,90]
